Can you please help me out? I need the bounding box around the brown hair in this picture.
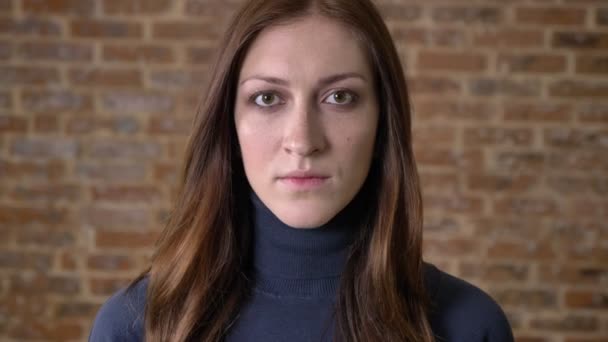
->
[135,0,434,341]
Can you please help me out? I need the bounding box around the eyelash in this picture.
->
[247,89,359,110]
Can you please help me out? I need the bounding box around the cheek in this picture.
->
[236,120,276,173]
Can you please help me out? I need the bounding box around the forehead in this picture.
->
[238,15,372,81]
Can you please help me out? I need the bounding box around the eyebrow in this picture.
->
[239,72,367,87]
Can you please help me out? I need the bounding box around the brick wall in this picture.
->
[0,0,606,341]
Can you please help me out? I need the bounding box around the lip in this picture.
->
[279,170,329,179]
[277,171,330,189]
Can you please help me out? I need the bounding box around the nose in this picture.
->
[282,104,327,156]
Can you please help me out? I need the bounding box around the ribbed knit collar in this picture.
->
[249,190,365,298]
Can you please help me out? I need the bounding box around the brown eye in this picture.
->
[254,93,280,107]
[324,90,355,105]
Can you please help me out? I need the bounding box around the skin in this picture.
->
[234,14,379,229]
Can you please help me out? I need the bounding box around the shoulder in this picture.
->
[423,263,514,342]
[88,276,148,342]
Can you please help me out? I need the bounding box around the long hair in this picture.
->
[136,0,434,341]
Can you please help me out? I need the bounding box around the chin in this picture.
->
[274,201,339,229]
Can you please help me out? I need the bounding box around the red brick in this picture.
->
[431,6,502,24]
[422,214,460,233]
[22,0,95,15]
[547,150,608,172]
[0,91,11,109]
[412,100,497,121]
[469,78,541,97]
[408,76,461,95]
[10,137,78,159]
[0,206,68,225]
[54,301,99,318]
[0,40,12,60]
[18,41,93,61]
[549,80,608,98]
[530,315,598,331]
[498,53,567,73]
[65,115,141,135]
[16,226,76,247]
[0,251,52,271]
[11,274,80,295]
[487,240,555,259]
[459,262,529,282]
[540,264,608,285]
[148,70,207,89]
[576,55,608,74]
[70,19,142,38]
[0,159,66,181]
[0,1,12,12]
[553,31,608,49]
[186,45,216,64]
[377,4,421,21]
[504,103,573,122]
[577,104,608,123]
[464,126,534,147]
[33,114,59,133]
[0,17,62,36]
[4,294,48,316]
[414,147,484,170]
[86,139,162,159]
[543,128,608,149]
[79,206,152,230]
[152,21,218,40]
[423,194,484,214]
[546,176,608,196]
[466,172,539,193]
[103,44,175,63]
[598,8,608,26]
[469,215,543,241]
[515,7,586,26]
[21,90,93,113]
[103,0,172,15]
[418,50,487,72]
[91,184,162,203]
[87,254,136,271]
[75,162,147,182]
[0,66,60,85]
[430,29,467,47]
[0,116,27,133]
[8,321,82,341]
[60,252,78,270]
[473,29,544,48]
[423,238,480,257]
[493,288,558,309]
[95,230,159,249]
[148,116,192,135]
[183,0,239,17]
[68,68,142,87]
[565,291,608,309]
[412,125,456,145]
[89,278,131,296]
[9,184,80,202]
[387,25,426,45]
[153,162,179,183]
[493,197,557,217]
[101,91,174,114]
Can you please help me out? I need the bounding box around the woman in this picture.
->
[89,0,514,341]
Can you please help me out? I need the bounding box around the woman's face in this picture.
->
[234,15,379,228]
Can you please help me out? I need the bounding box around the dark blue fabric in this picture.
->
[89,192,514,341]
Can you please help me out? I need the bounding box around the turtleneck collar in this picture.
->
[249,190,365,298]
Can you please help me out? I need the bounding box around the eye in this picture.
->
[324,90,356,105]
[253,92,281,107]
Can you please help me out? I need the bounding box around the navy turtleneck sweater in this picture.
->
[89,192,514,341]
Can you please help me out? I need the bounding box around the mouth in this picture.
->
[277,175,330,189]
